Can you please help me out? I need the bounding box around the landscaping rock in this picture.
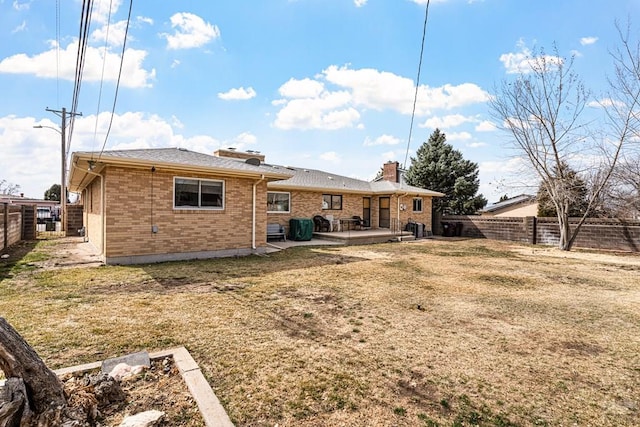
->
[118,410,165,427]
[102,351,150,374]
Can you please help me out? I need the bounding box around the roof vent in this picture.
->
[245,158,261,166]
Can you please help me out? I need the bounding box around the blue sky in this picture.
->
[1,0,638,201]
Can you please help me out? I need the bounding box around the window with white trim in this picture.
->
[267,191,290,213]
[412,197,423,212]
[174,177,224,209]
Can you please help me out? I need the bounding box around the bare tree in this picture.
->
[0,180,20,196]
[489,45,629,250]
[599,22,640,218]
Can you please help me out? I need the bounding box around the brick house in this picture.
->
[68,148,443,264]
[265,160,443,234]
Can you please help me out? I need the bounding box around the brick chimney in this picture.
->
[382,161,400,183]
[214,148,265,163]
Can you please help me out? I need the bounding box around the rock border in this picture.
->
[53,347,234,427]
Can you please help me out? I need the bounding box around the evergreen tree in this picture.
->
[44,184,61,202]
[405,129,487,214]
[537,162,589,218]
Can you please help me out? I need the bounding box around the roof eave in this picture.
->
[69,153,291,192]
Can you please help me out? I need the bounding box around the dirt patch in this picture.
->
[62,357,204,426]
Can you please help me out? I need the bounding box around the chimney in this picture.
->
[214,148,265,162]
[382,161,400,183]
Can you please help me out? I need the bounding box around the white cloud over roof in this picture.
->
[272,65,489,131]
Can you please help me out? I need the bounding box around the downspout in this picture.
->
[252,175,266,250]
[73,161,105,259]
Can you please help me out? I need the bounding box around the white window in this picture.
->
[174,177,224,209]
[412,198,423,212]
[267,191,290,213]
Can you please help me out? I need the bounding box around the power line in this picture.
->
[55,0,60,107]
[67,0,94,161]
[92,0,115,153]
[403,0,431,168]
[97,0,134,161]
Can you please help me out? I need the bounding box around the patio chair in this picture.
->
[313,215,331,232]
[351,216,366,230]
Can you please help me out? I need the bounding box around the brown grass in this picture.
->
[1,238,639,426]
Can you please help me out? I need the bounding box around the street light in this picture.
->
[33,123,66,233]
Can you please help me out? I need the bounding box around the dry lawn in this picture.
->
[0,238,639,426]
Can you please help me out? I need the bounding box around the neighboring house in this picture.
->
[68,148,443,265]
[479,194,538,217]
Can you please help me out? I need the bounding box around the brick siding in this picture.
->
[85,165,268,263]
[267,190,433,233]
[66,204,84,236]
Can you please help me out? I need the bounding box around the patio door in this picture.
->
[379,197,390,228]
[362,197,371,227]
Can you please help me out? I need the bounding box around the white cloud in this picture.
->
[12,0,30,11]
[499,39,563,74]
[354,0,368,6]
[580,36,598,46]
[218,87,257,101]
[171,115,184,129]
[91,0,122,24]
[0,41,155,88]
[90,20,130,46]
[422,114,474,129]
[480,157,527,174]
[274,90,360,130]
[447,131,472,141]
[323,65,488,115]
[1,112,229,198]
[171,59,180,68]
[11,20,26,33]
[467,141,487,148]
[279,78,324,98]
[232,131,257,146]
[475,120,497,132]
[320,151,341,163]
[273,65,488,131]
[587,98,625,108]
[363,134,401,147]
[162,13,220,50]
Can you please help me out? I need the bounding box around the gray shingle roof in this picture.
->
[70,147,444,196]
[481,194,536,212]
[266,164,444,196]
[77,148,288,176]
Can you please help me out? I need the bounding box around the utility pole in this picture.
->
[44,107,82,234]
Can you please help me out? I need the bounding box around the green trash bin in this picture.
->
[289,218,314,241]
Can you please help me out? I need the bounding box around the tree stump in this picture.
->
[0,317,66,426]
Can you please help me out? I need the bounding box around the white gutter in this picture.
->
[252,175,266,250]
[73,161,105,259]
